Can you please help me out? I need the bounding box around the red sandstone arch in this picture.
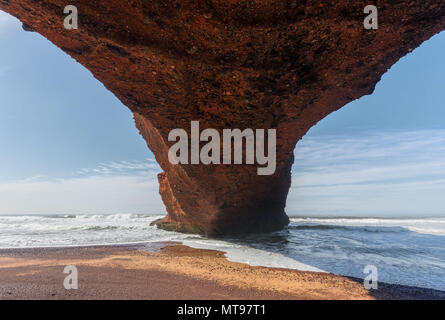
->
[1,1,444,235]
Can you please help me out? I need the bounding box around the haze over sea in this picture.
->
[1,214,444,291]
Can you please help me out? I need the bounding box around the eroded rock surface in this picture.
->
[1,1,444,235]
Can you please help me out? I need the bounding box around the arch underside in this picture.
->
[2,1,444,235]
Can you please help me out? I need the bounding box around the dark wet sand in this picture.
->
[0,244,444,300]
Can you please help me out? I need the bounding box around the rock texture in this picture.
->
[1,1,444,235]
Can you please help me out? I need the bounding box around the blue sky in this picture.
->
[1,10,445,217]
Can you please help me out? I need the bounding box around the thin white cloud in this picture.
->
[0,173,164,215]
[75,158,159,177]
[0,158,164,215]
[289,130,445,217]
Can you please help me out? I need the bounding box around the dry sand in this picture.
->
[0,243,444,300]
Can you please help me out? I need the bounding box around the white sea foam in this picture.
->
[0,214,323,272]
[290,217,445,236]
[1,214,445,290]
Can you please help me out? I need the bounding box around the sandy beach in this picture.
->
[0,243,444,300]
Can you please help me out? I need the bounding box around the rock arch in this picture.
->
[1,1,444,235]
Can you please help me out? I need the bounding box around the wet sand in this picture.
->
[0,243,444,300]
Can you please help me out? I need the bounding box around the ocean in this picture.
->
[1,214,445,291]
